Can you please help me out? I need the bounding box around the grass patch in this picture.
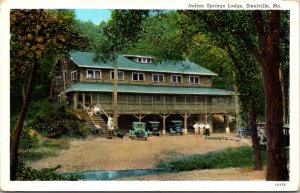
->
[19,137,70,162]
[156,146,268,171]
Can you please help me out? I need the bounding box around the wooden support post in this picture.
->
[159,114,170,135]
[195,96,198,111]
[112,52,118,129]
[73,92,77,110]
[163,96,166,111]
[180,113,190,135]
[133,114,145,122]
[226,113,230,133]
[151,95,154,111]
[82,93,85,107]
[201,112,213,133]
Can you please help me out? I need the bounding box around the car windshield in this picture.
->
[169,121,182,126]
[151,123,160,127]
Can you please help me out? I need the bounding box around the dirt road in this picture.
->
[29,134,250,173]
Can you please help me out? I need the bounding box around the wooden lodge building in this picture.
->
[51,51,236,134]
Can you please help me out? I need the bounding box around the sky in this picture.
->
[75,9,111,25]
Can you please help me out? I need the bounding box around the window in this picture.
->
[132,72,144,81]
[136,57,152,63]
[152,74,164,82]
[110,70,124,80]
[189,76,199,84]
[87,69,101,79]
[55,76,61,85]
[71,71,77,81]
[171,75,182,83]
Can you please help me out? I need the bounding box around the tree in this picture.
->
[96,10,289,180]
[10,9,86,180]
[95,10,149,128]
[124,11,235,90]
[252,10,289,181]
[74,20,107,52]
[177,10,288,180]
[126,11,264,170]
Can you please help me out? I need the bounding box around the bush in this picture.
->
[156,146,268,171]
[27,100,89,138]
[16,162,79,181]
[19,127,40,149]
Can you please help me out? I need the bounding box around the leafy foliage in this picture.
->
[125,12,186,61]
[74,20,106,52]
[175,11,265,122]
[27,100,89,138]
[19,127,40,149]
[10,9,87,116]
[95,10,149,61]
[124,12,234,89]
[10,9,86,81]
[10,9,88,180]
[16,162,79,181]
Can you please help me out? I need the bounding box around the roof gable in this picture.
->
[69,51,217,76]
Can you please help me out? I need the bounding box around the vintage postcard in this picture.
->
[0,0,299,191]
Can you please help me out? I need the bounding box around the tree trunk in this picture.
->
[253,10,289,181]
[10,61,38,180]
[249,98,263,170]
[112,53,118,129]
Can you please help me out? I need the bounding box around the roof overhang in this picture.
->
[65,82,234,96]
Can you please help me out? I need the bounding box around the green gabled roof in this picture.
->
[69,51,217,76]
[65,82,234,96]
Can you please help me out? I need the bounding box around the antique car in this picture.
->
[129,122,148,141]
[166,120,183,135]
[236,126,252,138]
[145,121,161,136]
[257,123,290,149]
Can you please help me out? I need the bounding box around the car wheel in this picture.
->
[180,132,183,135]
[145,137,147,141]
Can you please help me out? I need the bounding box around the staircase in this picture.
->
[82,105,109,136]
[84,113,109,134]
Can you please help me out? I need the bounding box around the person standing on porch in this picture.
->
[107,116,115,136]
[193,122,201,135]
[199,122,204,135]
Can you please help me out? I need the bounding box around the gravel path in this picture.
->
[28,134,250,174]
